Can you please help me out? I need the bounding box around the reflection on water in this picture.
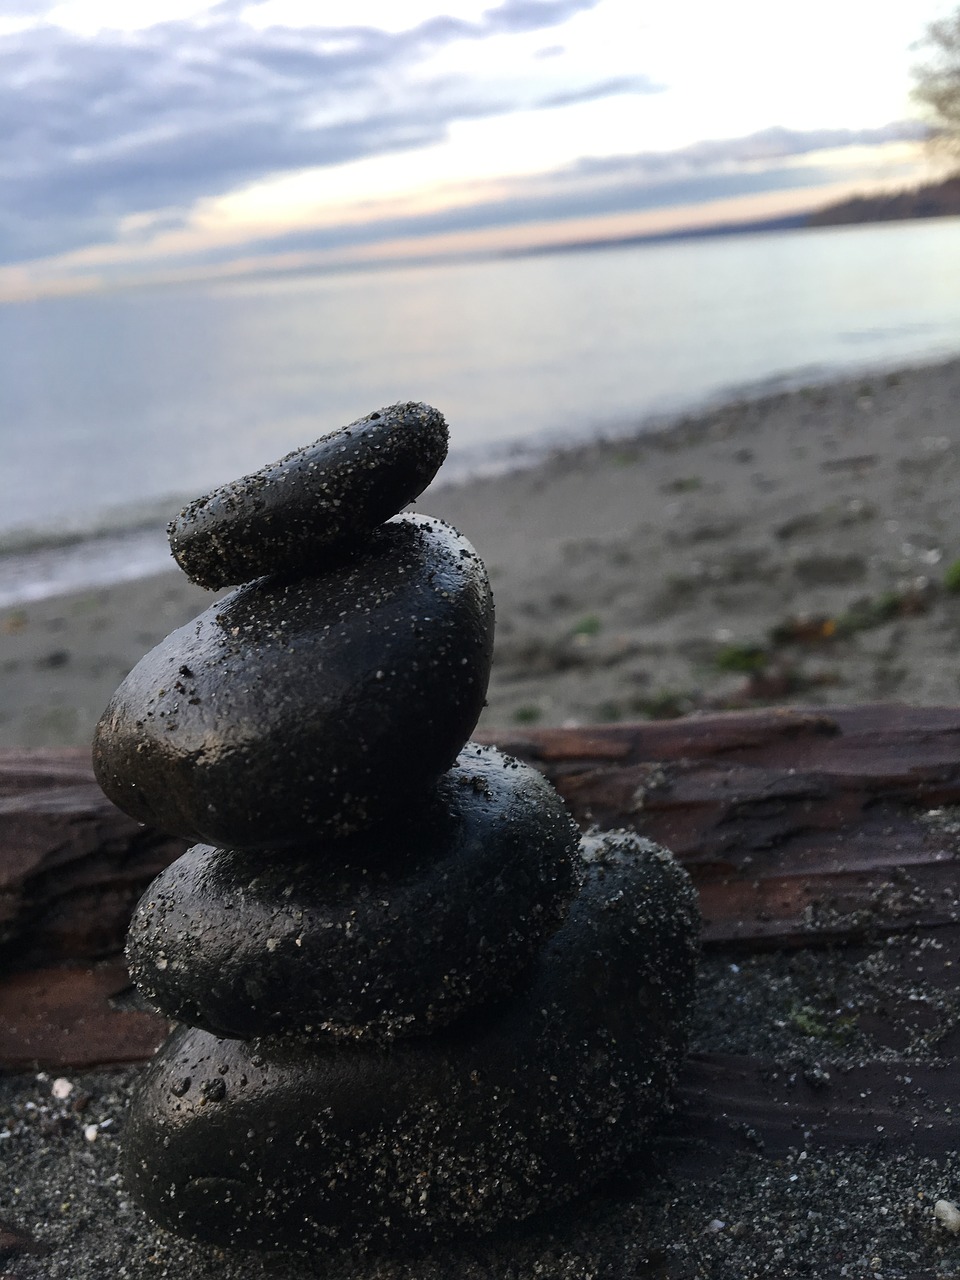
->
[2,216,960,536]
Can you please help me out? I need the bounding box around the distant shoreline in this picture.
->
[496,212,809,260]
[497,172,960,264]
[14,171,956,308]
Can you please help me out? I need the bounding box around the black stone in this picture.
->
[93,515,493,847]
[122,833,699,1252]
[126,745,580,1041]
[168,402,448,589]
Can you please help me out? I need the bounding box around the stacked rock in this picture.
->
[93,402,699,1254]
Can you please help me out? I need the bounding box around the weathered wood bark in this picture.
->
[4,706,960,1161]
[0,960,170,1071]
[0,748,187,969]
[478,704,960,946]
[6,706,960,970]
[675,1052,960,1162]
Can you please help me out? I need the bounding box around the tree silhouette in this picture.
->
[914,10,960,159]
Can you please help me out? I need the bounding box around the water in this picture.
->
[3,216,960,604]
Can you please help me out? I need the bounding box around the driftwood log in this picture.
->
[4,703,960,1162]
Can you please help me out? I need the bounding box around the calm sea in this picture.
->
[3,215,960,604]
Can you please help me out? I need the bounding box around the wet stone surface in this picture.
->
[125,744,581,1042]
[91,406,699,1260]
[93,515,493,847]
[122,832,699,1252]
[168,402,449,589]
[10,935,960,1279]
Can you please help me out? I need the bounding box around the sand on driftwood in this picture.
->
[6,711,960,1276]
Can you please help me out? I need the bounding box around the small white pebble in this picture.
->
[83,1124,99,1143]
[705,1219,726,1233]
[934,1199,960,1232]
[51,1077,73,1100]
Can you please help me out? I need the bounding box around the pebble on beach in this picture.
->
[122,832,698,1252]
[934,1199,960,1233]
[168,402,449,589]
[93,515,494,847]
[125,745,581,1041]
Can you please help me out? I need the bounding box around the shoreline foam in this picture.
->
[3,348,957,609]
[4,352,960,746]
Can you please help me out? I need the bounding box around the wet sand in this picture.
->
[5,941,960,1279]
[4,355,960,745]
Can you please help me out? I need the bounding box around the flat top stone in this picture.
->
[168,402,448,589]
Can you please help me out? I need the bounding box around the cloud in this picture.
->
[567,123,927,182]
[480,0,600,33]
[538,75,661,108]
[135,123,926,274]
[1,0,56,13]
[0,0,624,265]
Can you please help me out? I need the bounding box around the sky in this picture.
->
[0,0,952,301]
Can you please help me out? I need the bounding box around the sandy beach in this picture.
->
[4,354,960,746]
[7,357,960,1276]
